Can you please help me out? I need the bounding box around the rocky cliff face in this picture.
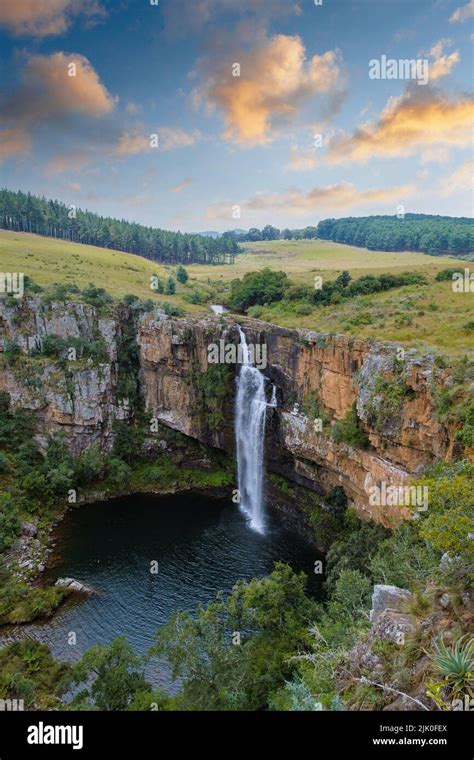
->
[0,298,468,525]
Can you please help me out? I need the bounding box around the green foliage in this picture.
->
[0,189,237,266]
[0,574,71,624]
[435,268,463,281]
[176,265,188,284]
[302,390,323,421]
[227,268,289,312]
[369,523,439,589]
[112,423,145,465]
[0,492,21,551]
[330,404,369,449]
[81,283,113,310]
[71,636,164,711]
[0,639,71,709]
[161,302,185,317]
[107,457,132,489]
[327,569,372,622]
[165,276,176,295]
[326,486,348,523]
[431,635,474,696]
[150,563,318,710]
[317,214,473,257]
[0,392,33,450]
[76,444,104,485]
[416,462,474,556]
[366,366,416,433]
[194,363,232,430]
[325,512,390,592]
[307,505,341,552]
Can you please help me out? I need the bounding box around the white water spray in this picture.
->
[235,327,276,533]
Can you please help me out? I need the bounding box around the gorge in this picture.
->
[0,292,472,712]
[0,295,470,533]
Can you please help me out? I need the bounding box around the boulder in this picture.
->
[21,522,37,538]
[372,610,418,644]
[370,584,413,622]
[55,577,95,594]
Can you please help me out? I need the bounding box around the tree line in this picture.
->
[223,225,318,242]
[316,213,473,257]
[0,189,238,265]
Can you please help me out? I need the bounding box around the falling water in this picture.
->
[235,327,275,533]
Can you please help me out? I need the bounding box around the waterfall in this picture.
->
[235,327,275,533]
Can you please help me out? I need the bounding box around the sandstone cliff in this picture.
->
[0,297,470,525]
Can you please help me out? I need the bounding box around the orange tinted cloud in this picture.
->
[0,53,116,164]
[207,182,412,219]
[439,160,474,195]
[170,178,192,193]
[21,52,116,118]
[113,127,201,156]
[0,0,105,38]
[0,128,31,162]
[198,35,343,145]
[45,151,92,175]
[285,147,317,172]
[327,88,473,164]
[427,39,460,80]
[450,1,474,23]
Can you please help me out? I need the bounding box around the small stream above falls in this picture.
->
[3,492,324,690]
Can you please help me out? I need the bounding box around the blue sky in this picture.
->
[0,0,472,231]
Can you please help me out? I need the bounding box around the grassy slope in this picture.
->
[1,230,473,353]
[189,238,467,282]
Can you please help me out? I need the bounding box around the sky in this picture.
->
[0,0,473,232]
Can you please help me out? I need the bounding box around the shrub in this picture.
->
[162,302,184,317]
[431,635,474,696]
[331,404,369,449]
[228,269,289,312]
[165,276,176,295]
[76,444,103,484]
[176,265,188,284]
[0,492,21,551]
[107,458,132,489]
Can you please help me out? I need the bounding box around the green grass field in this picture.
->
[188,238,466,283]
[1,230,472,354]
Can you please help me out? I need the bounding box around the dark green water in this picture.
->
[9,493,323,689]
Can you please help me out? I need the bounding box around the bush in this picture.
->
[331,404,369,449]
[165,277,176,295]
[76,444,103,485]
[325,513,390,592]
[369,523,439,590]
[176,265,188,284]
[327,569,372,622]
[81,284,113,310]
[0,452,10,473]
[162,302,184,317]
[0,492,21,551]
[107,458,132,489]
[228,269,289,312]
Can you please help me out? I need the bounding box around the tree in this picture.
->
[71,637,163,711]
[107,457,132,489]
[165,276,176,295]
[227,269,289,312]
[176,265,188,284]
[0,492,21,551]
[335,271,351,288]
[150,562,318,711]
